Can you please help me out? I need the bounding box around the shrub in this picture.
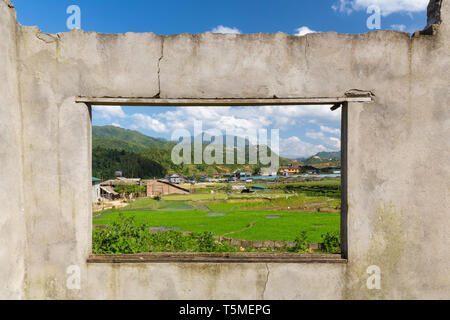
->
[322,231,340,253]
[195,232,218,252]
[290,231,309,253]
[92,215,151,254]
[93,216,238,254]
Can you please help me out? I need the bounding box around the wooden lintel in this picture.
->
[87,253,347,264]
[76,97,373,106]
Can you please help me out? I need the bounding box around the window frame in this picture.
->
[82,97,371,263]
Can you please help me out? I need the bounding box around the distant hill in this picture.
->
[315,152,341,160]
[93,126,287,179]
[298,151,341,169]
[93,126,173,151]
[92,126,341,179]
[296,152,340,163]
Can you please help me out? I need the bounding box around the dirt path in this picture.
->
[93,200,129,213]
[222,221,256,237]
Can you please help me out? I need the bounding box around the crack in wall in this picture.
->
[304,35,309,73]
[36,32,59,44]
[155,37,165,98]
[261,263,270,300]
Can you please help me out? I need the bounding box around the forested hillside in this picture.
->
[92,126,340,179]
[92,126,283,179]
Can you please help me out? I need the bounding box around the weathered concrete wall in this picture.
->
[0,0,26,299]
[0,0,449,299]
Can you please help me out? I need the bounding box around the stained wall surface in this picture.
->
[0,0,448,299]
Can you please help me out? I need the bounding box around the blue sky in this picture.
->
[11,0,429,158]
[12,0,428,35]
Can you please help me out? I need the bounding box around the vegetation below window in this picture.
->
[92,216,340,254]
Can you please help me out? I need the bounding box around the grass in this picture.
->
[163,193,227,201]
[94,209,339,242]
[206,194,340,212]
[93,179,342,246]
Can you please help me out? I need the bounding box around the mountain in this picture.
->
[296,152,340,163]
[92,126,341,179]
[315,152,341,160]
[93,126,174,151]
[298,151,341,169]
[92,126,285,179]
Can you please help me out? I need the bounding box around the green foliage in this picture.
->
[253,165,262,176]
[93,216,238,254]
[195,232,218,252]
[92,125,285,178]
[272,180,341,198]
[224,184,232,194]
[92,215,152,254]
[290,231,309,253]
[92,147,167,180]
[322,231,341,253]
[113,184,146,195]
[299,152,341,165]
[93,126,171,149]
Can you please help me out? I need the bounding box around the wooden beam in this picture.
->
[330,103,343,111]
[87,252,347,264]
[76,97,373,106]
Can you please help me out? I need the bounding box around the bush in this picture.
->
[93,216,238,254]
[322,231,340,253]
[195,232,218,252]
[92,215,152,254]
[290,231,309,253]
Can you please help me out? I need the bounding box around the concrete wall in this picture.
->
[0,0,26,300]
[0,0,448,299]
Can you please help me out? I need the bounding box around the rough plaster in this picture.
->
[0,0,448,299]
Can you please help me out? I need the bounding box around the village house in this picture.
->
[101,176,142,188]
[234,171,252,181]
[261,168,278,176]
[99,175,142,200]
[279,164,302,176]
[92,178,101,203]
[147,180,191,197]
[168,174,184,184]
[99,185,120,200]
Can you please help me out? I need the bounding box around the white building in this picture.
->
[92,178,101,203]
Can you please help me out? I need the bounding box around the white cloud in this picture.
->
[332,0,355,14]
[334,0,428,16]
[306,126,341,150]
[257,105,341,129]
[306,131,325,140]
[211,25,242,34]
[156,105,339,136]
[111,122,122,128]
[280,136,329,158]
[320,125,341,135]
[329,137,341,149]
[92,106,126,121]
[390,24,407,31]
[130,113,168,133]
[294,26,317,36]
[92,104,342,158]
